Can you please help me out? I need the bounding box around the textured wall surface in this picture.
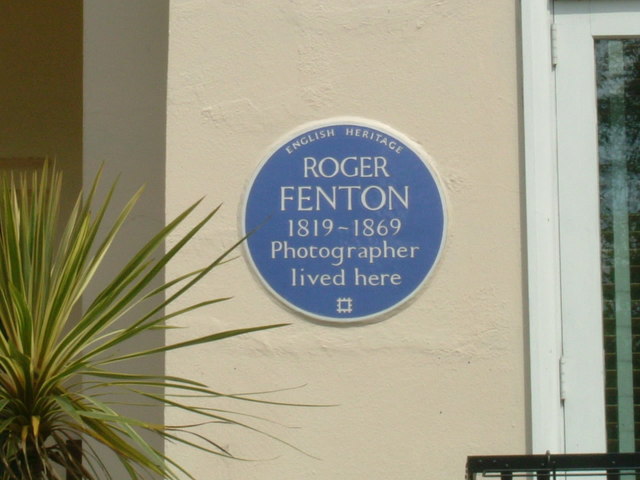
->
[83,1,170,477]
[166,1,525,478]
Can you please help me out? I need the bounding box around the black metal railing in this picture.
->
[467,452,640,480]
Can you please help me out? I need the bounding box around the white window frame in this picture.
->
[522,0,640,453]
[521,0,565,454]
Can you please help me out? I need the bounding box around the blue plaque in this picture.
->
[242,118,446,323]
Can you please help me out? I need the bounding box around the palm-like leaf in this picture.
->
[0,165,287,479]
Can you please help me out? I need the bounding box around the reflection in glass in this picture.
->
[597,38,640,452]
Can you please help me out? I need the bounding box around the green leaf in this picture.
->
[0,164,312,480]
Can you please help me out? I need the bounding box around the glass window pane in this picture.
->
[597,38,640,452]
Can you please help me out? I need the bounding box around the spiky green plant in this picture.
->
[0,165,287,479]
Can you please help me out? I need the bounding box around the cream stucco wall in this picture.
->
[166,1,525,479]
[83,1,170,476]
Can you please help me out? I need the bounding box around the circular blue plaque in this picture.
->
[242,118,446,323]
